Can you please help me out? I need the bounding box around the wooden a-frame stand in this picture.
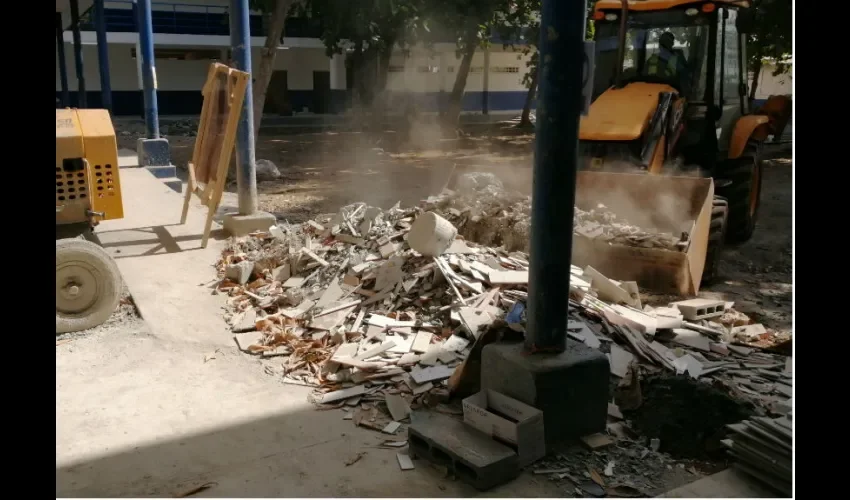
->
[180,63,250,248]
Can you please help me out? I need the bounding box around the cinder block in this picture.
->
[481,340,609,445]
[672,298,726,320]
[408,411,519,491]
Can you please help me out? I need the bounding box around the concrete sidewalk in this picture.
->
[56,168,560,497]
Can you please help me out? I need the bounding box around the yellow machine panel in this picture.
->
[579,82,676,141]
[55,109,124,225]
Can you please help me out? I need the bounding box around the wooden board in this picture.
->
[180,63,250,248]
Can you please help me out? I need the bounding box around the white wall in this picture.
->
[382,44,531,94]
[749,62,792,99]
[56,43,215,91]
[270,48,331,90]
[56,39,534,95]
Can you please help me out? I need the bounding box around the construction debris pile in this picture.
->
[422,173,687,253]
[217,172,791,480]
[723,414,792,496]
[218,200,531,438]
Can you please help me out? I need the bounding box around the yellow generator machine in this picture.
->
[56,108,124,334]
[580,0,790,280]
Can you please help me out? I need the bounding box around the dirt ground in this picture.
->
[132,124,792,337]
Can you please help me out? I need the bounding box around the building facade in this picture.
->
[55,0,535,116]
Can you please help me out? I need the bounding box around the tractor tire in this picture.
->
[702,196,728,284]
[716,140,763,243]
[56,238,123,334]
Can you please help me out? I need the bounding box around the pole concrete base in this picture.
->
[137,138,181,193]
[480,337,610,447]
[137,137,171,167]
[223,211,276,237]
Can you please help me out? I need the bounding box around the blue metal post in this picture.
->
[56,12,70,108]
[229,0,259,215]
[137,0,160,138]
[94,0,113,113]
[69,0,86,108]
[525,0,587,353]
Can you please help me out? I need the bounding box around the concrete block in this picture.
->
[408,411,519,491]
[146,164,178,179]
[462,389,546,468]
[137,137,172,167]
[480,340,609,445]
[223,211,276,237]
[162,177,182,193]
[671,298,726,320]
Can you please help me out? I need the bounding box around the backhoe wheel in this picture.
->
[702,196,728,284]
[716,140,763,243]
[56,238,122,334]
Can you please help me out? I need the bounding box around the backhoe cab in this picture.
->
[580,0,774,247]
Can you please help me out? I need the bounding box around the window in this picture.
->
[722,9,741,102]
[593,10,711,101]
[715,9,741,103]
[491,66,520,73]
[388,65,405,73]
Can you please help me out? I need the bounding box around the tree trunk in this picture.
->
[748,58,762,103]
[443,30,479,133]
[252,0,295,138]
[519,70,538,127]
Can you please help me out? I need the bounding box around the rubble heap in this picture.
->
[216,173,792,477]
[422,172,687,253]
[217,200,532,433]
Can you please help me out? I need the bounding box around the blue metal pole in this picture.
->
[525,0,587,353]
[229,0,259,215]
[69,0,87,108]
[56,12,70,108]
[93,0,113,113]
[137,0,160,138]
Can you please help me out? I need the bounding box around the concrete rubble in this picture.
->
[214,172,792,492]
[723,413,792,496]
[421,172,687,253]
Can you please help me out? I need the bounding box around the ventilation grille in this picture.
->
[55,162,116,203]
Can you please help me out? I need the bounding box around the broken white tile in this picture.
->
[387,334,414,354]
[584,266,634,306]
[672,354,703,379]
[608,344,635,378]
[282,276,307,288]
[396,353,421,365]
[486,270,528,285]
[410,331,433,353]
[385,394,411,421]
[382,421,402,434]
[410,365,454,384]
[316,279,344,308]
[442,335,470,352]
[320,385,367,404]
[458,306,494,339]
[670,329,712,352]
[355,341,397,360]
[366,314,394,327]
[397,453,415,470]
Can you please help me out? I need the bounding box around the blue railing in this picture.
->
[77,0,321,38]
[75,0,525,44]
